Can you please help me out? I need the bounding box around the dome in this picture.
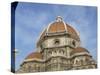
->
[25,52,42,60]
[47,21,77,35]
[38,16,80,43]
[71,47,89,55]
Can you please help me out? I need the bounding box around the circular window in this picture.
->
[54,39,60,45]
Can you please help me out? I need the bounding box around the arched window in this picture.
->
[76,60,78,65]
[48,51,52,55]
[74,58,79,65]
[72,40,76,47]
[28,65,32,72]
[62,50,64,54]
[80,60,83,65]
[54,50,57,53]
[59,50,64,54]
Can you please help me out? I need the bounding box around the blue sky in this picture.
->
[15,2,97,70]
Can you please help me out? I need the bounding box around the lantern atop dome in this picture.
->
[56,16,63,22]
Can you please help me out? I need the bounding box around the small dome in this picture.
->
[71,47,89,55]
[25,52,42,59]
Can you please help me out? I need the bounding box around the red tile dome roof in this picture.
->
[48,22,66,33]
[47,21,78,36]
[25,52,42,59]
[71,47,89,55]
[38,16,80,43]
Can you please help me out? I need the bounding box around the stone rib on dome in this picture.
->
[67,24,78,36]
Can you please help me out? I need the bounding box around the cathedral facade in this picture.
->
[17,16,97,73]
